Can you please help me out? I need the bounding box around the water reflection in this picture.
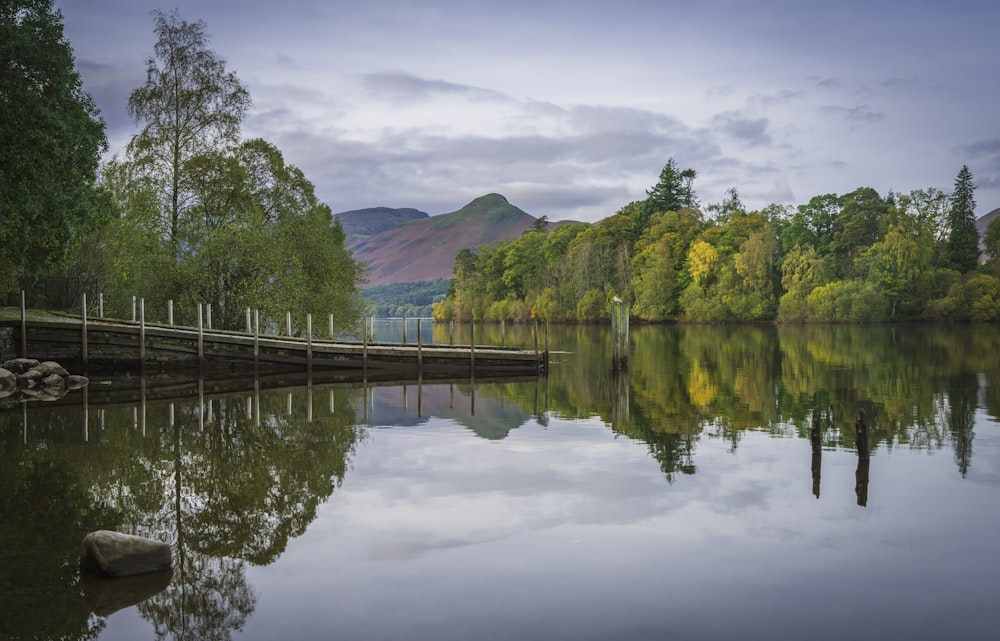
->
[0,323,998,639]
[0,375,366,641]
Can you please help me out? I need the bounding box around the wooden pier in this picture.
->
[0,316,547,378]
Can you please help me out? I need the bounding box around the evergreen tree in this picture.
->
[946,165,979,273]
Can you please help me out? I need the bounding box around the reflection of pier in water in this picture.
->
[7,370,548,443]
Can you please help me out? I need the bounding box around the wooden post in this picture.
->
[811,407,822,499]
[329,313,334,339]
[856,410,870,460]
[167,299,174,326]
[306,313,313,372]
[470,320,476,372]
[19,290,26,357]
[206,303,212,330]
[286,311,292,336]
[81,292,88,367]
[449,320,454,345]
[370,316,375,343]
[253,309,259,370]
[197,303,204,368]
[139,298,146,367]
[402,316,407,344]
[98,292,104,318]
[417,318,423,372]
[362,316,369,374]
[501,319,505,347]
[534,320,539,356]
[246,307,251,333]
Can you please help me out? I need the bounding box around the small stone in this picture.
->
[65,375,90,390]
[40,373,66,389]
[80,531,173,577]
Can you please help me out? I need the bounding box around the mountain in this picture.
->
[333,207,429,242]
[352,193,537,287]
[976,207,999,237]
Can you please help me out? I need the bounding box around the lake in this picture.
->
[2,323,999,640]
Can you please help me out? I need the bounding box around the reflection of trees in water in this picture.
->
[0,445,117,641]
[0,383,363,641]
[112,386,363,639]
[547,324,1000,482]
[142,555,255,641]
[947,372,976,478]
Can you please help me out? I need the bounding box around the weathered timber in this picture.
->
[1,318,545,377]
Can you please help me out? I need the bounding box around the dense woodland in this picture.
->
[434,159,1000,323]
[1,3,365,331]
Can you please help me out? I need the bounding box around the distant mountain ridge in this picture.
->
[347,193,539,287]
[333,206,429,242]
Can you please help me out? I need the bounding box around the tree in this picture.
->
[0,0,107,292]
[629,158,698,239]
[647,158,698,214]
[984,215,1000,263]
[127,9,251,258]
[946,165,980,273]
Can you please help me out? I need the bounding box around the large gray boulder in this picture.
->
[80,530,173,577]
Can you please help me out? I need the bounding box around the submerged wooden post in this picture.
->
[20,290,26,357]
[197,303,204,368]
[81,292,88,366]
[139,298,146,367]
[811,407,822,499]
[362,316,369,375]
[470,320,476,372]
[253,309,260,369]
[855,409,870,460]
[417,318,423,372]
[306,313,313,372]
[611,296,628,371]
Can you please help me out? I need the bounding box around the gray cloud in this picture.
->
[819,104,883,125]
[712,112,772,146]
[363,71,506,103]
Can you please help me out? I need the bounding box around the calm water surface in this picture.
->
[2,324,999,640]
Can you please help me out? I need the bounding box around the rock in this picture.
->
[80,531,173,577]
[65,375,90,390]
[2,358,39,375]
[17,368,44,385]
[35,361,70,378]
[40,373,66,389]
[0,367,15,391]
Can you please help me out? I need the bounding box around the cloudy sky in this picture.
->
[57,0,1000,223]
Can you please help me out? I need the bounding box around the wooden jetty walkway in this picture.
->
[0,314,547,377]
